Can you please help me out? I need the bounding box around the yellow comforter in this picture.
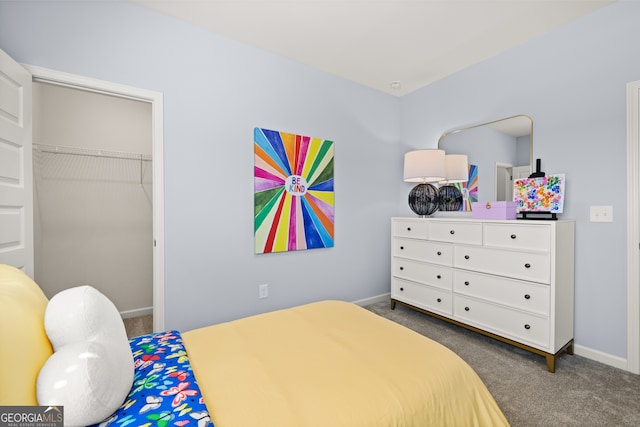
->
[182,300,508,427]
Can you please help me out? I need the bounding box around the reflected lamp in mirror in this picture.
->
[443,154,469,183]
[439,154,468,211]
[403,149,445,217]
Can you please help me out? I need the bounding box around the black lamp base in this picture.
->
[438,185,463,212]
[408,183,439,216]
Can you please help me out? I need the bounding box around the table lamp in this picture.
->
[403,149,446,216]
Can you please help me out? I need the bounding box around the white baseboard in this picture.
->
[573,344,628,371]
[120,306,153,319]
[352,293,390,307]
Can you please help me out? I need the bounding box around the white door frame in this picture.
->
[23,64,165,333]
[494,161,512,201]
[626,79,640,374]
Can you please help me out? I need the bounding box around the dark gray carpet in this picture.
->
[365,301,640,427]
[123,314,153,338]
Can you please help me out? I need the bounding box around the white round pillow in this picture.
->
[37,286,134,427]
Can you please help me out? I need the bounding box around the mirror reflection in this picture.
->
[437,115,532,209]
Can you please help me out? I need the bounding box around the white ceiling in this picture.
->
[131,0,615,96]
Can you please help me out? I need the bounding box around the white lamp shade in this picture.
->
[403,149,446,183]
[442,154,469,183]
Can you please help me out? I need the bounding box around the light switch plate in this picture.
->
[590,205,613,222]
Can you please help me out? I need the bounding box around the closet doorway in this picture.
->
[26,65,164,332]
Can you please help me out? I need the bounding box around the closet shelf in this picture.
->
[33,143,152,161]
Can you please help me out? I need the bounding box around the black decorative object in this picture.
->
[518,211,558,220]
[529,158,545,178]
[408,183,439,216]
[438,185,463,211]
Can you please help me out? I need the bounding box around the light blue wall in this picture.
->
[515,136,529,167]
[0,1,401,331]
[401,0,639,358]
[2,0,638,360]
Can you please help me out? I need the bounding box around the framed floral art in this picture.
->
[513,174,565,214]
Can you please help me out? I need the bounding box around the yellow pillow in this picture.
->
[0,264,53,405]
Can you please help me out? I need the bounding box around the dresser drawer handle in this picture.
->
[464,255,470,260]
[437,275,441,279]
[400,246,404,250]
[437,251,442,256]
[400,287,404,291]
[510,234,517,239]
[450,230,455,235]
[464,281,470,286]
[524,324,531,330]
[399,266,404,271]
[464,306,470,311]
[407,227,411,231]
[524,263,531,269]
[524,294,531,300]
[437,298,442,303]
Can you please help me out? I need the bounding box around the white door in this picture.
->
[0,49,33,276]
[512,165,531,180]
[494,162,513,201]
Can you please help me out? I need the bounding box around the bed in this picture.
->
[0,264,508,427]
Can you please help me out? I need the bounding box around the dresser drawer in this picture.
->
[392,257,452,290]
[454,295,550,349]
[392,237,452,266]
[393,219,429,239]
[454,245,550,284]
[453,270,550,316]
[429,221,483,245]
[483,223,551,252]
[392,278,452,316]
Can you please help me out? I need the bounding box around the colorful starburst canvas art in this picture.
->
[454,164,478,211]
[254,128,334,254]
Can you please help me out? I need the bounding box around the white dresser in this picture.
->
[390,217,575,372]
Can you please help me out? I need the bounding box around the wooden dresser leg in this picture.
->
[566,340,574,355]
[546,354,556,373]
[390,299,396,310]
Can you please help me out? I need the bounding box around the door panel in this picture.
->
[0,49,33,276]
[513,165,531,180]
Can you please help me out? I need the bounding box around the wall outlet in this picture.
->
[259,283,269,299]
[590,205,613,222]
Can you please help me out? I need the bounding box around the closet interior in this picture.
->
[32,81,153,317]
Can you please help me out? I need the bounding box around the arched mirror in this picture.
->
[438,115,532,209]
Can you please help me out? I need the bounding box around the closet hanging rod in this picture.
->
[33,143,152,161]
